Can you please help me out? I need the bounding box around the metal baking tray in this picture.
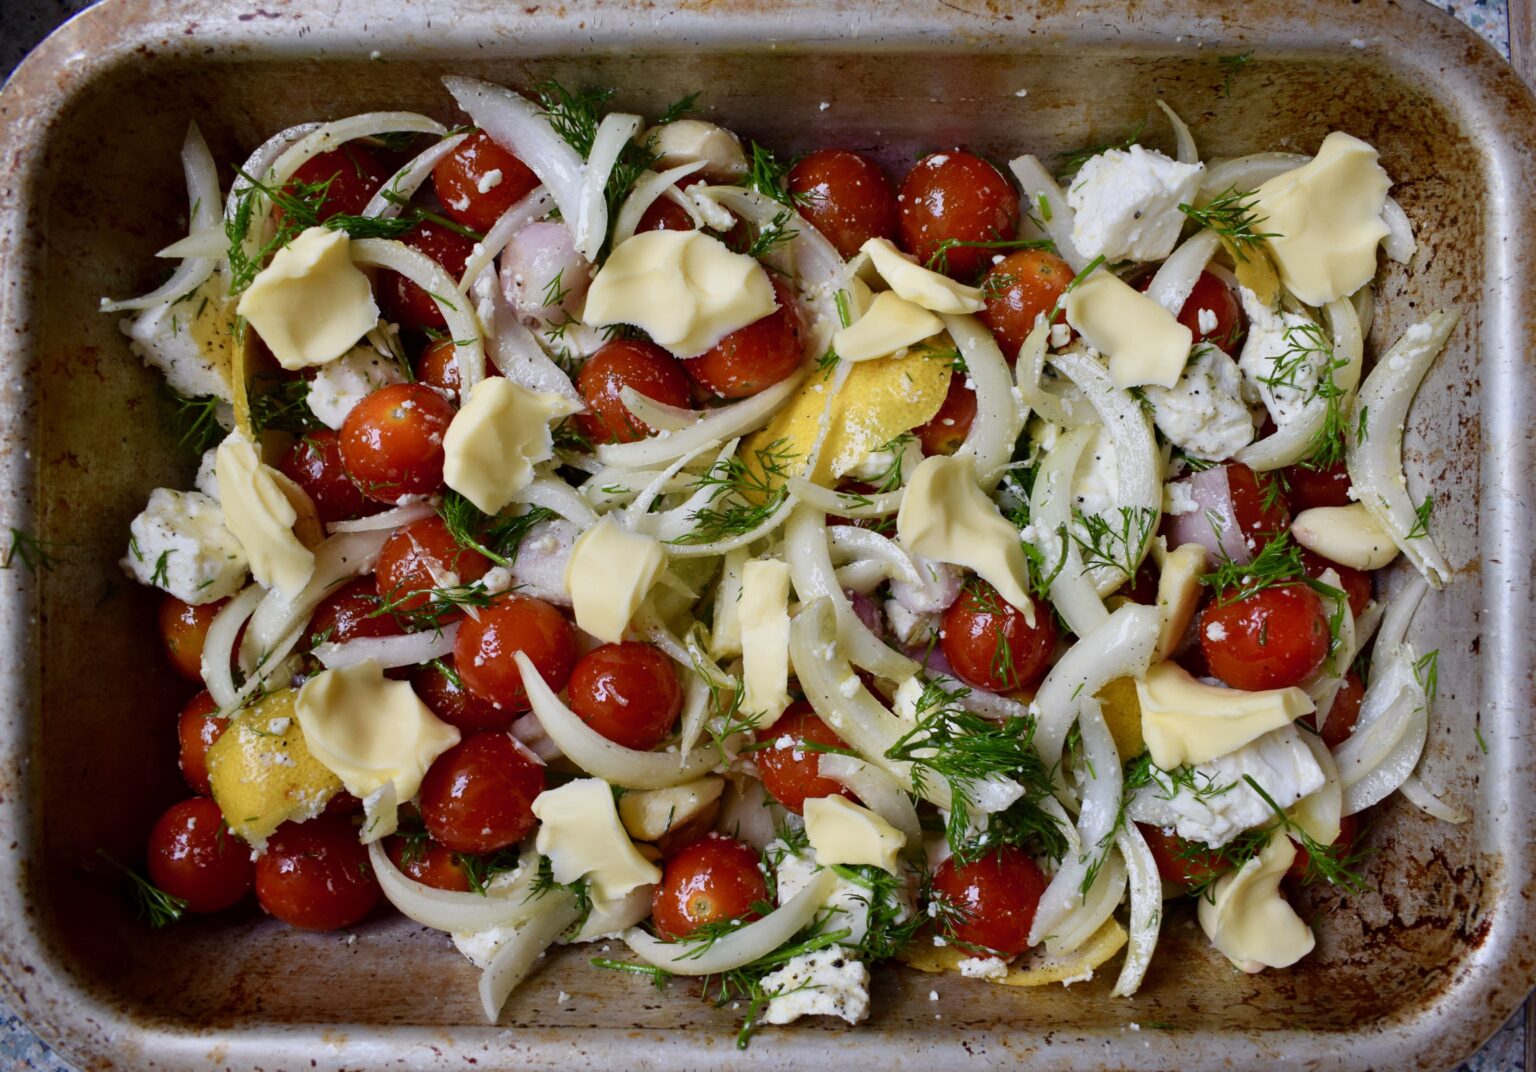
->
[0,0,1531,1067]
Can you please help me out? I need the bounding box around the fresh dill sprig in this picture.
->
[1178,187,1277,262]
[742,142,809,209]
[167,388,226,455]
[924,236,1056,277]
[248,374,324,436]
[592,957,673,989]
[1414,648,1440,702]
[655,91,702,125]
[827,864,925,961]
[669,439,799,546]
[96,850,187,928]
[833,289,853,329]
[371,579,497,633]
[2,527,60,574]
[868,433,915,494]
[1218,51,1254,97]
[533,80,613,156]
[438,492,556,569]
[1201,530,1344,608]
[1240,774,1370,893]
[1406,494,1434,541]
[745,209,799,260]
[1070,506,1157,578]
[1054,120,1147,180]
[456,847,522,896]
[1255,321,1352,469]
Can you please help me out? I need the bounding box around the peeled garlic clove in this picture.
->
[1290,502,1400,571]
[642,119,748,182]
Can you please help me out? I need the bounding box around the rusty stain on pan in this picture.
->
[0,0,1533,1068]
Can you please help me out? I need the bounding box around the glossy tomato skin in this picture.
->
[339,383,456,503]
[1285,458,1354,511]
[278,430,376,526]
[1136,822,1231,888]
[1302,670,1364,750]
[376,516,491,614]
[940,580,1057,692]
[1170,270,1245,351]
[431,130,541,233]
[177,691,228,797]
[913,372,977,457]
[279,144,390,223]
[566,642,683,751]
[418,733,545,854]
[684,278,803,399]
[786,149,899,259]
[1288,812,1360,882]
[255,814,381,930]
[454,593,577,712]
[898,151,1021,280]
[380,221,476,331]
[978,249,1073,359]
[754,702,855,815]
[651,834,769,940]
[1200,584,1331,691]
[146,797,254,913]
[414,338,497,400]
[411,657,512,734]
[929,846,1046,957]
[637,195,695,233]
[1299,548,1371,618]
[158,594,226,681]
[302,576,403,649]
[1225,462,1291,558]
[575,339,693,445]
[385,833,472,892]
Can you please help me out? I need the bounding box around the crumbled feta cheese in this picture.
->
[122,488,249,604]
[481,566,515,594]
[957,955,1010,980]
[1237,286,1325,426]
[557,991,571,1004]
[1126,725,1325,847]
[1071,426,1119,518]
[884,599,939,648]
[1067,146,1205,263]
[1163,480,1200,517]
[929,989,940,1001]
[1142,346,1257,460]
[1196,308,1219,335]
[770,840,912,947]
[306,344,407,430]
[477,168,504,194]
[194,447,221,500]
[1205,621,1228,642]
[1049,322,1072,349]
[122,274,240,402]
[760,949,870,1026]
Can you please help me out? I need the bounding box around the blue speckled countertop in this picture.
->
[0,1,1526,1068]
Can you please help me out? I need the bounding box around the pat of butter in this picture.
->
[443,378,580,514]
[565,515,665,643]
[1197,829,1315,971]
[1154,542,1208,660]
[215,431,315,597]
[896,455,1036,623]
[584,230,776,358]
[617,777,725,843]
[739,558,792,726]
[1289,503,1399,571]
[1137,660,1314,768]
[804,795,906,874]
[832,291,943,363]
[860,238,984,314]
[533,777,662,901]
[296,659,461,803]
[1253,132,1391,307]
[1063,270,1192,389]
[235,228,379,369]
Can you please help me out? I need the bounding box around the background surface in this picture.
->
[0,0,1526,1069]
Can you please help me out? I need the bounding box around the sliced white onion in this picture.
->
[596,371,805,470]
[1237,297,1363,471]
[512,474,598,529]
[1046,848,1126,957]
[1346,312,1459,588]
[631,604,694,668]
[478,272,582,406]
[680,638,734,757]
[515,651,719,787]
[314,625,457,670]
[512,711,562,763]
[326,500,436,534]
[368,840,547,933]
[1008,154,1090,271]
[1198,152,1308,198]
[102,123,222,311]
[457,184,557,291]
[1029,425,1107,638]
[1399,773,1469,823]
[570,112,642,260]
[1374,574,1427,654]
[818,754,922,849]
[1381,197,1416,264]
[1143,230,1220,316]
[1156,100,1199,165]
[1337,649,1426,815]
[620,386,701,433]
[350,238,486,392]
[626,440,726,535]
[223,122,318,224]
[1304,569,1357,735]
[826,526,924,589]
[622,870,836,975]
[944,313,1027,484]
[667,493,798,559]
[613,162,705,247]
[201,584,265,710]
[480,891,581,1023]
[786,477,903,520]
[1016,314,1091,427]
[362,133,469,219]
[157,226,227,260]
[1291,732,1344,847]
[1110,822,1162,997]
[1352,283,1376,341]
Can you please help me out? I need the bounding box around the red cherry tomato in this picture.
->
[1200,584,1331,691]
[177,691,228,797]
[414,338,497,399]
[431,130,541,233]
[575,339,693,445]
[418,732,545,854]
[978,249,1073,360]
[384,832,472,893]
[1224,462,1291,558]
[1135,822,1232,888]
[898,151,1021,280]
[255,814,381,930]
[940,580,1057,692]
[1301,670,1364,750]
[454,593,577,712]
[637,195,696,233]
[754,702,855,815]
[302,576,404,649]
[339,383,456,503]
[277,429,377,526]
[158,594,226,681]
[375,515,491,614]
[146,797,254,913]
[1299,548,1371,618]
[1146,270,1245,351]
[1120,558,1161,606]
[566,642,683,751]
[651,834,769,940]
[1288,812,1360,882]
[928,845,1046,957]
[380,221,476,331]
[786,149,899,259]
[1284,458,1354,511]
[684,278,803,399]
[278,144,390,224]
[411,657,512,734]
[913,371,977,457]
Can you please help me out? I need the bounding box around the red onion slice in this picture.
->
[1163,465,1250,565]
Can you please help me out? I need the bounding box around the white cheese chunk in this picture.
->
[1063,271,1192,389]
[897,455,1036,621]
[583,231,776,358]
[123,274,239,402]
[1153,541,1207,661]
[859,238,985,314]
[803,795,906,874]
[643,119,748,182]
[1290,503,1400,570]
[306,344,406,430]
[214,431,315,598]
[443,378,579,515]
[739,558,792,725]
[957,955,1010,980]
[564,515,665,643]
[832,291,943,362]
[295,659,461,804]
[532,777,662,901]
[1067,146,1205,263]
[1071,425,1119,519]
[236,228,379,369]
[1142,345,1256,460]
[1198,829,1315,971]
[1236,286,1324,426]
[761,949,871,1026]
[121,488,248,604]
[1253,132,1391,306]
[1136,660,1314,769]
[194,447,221,500]
[1127,725,1325,848]
[617,777,725,843]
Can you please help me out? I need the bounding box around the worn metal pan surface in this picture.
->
[0,0,1531,1068]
